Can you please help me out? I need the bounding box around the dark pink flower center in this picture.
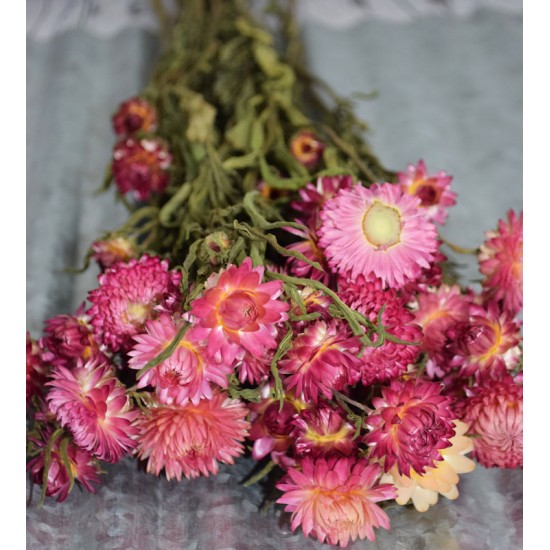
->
[219,290,260,331]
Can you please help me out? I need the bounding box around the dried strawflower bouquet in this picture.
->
[26,1,522,547]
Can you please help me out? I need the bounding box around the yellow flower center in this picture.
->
[127,302,151,324]
[362,201,402,249]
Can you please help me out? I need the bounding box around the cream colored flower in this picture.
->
[381,420,476,512]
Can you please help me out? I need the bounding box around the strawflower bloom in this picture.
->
[279,320,362,403]
[112,137,172,201]
[365,378,457,476]
[319,182,438,288]
[397,160,456,225]
[285,226,331,284]
[190,257,289,364]
[112,96,157,136]
[27,425,102,503]
[47,357,140,463]
[381,420,476,512]
[235,348,274,385]
[290,131,325,168]
[27,333,50,406]
[128,313,232,405]
[462,376,523,468]
[135,392,250,480]
[277,457,396,547]
[87,254,182,353]
[478,209,523,316]
[91,235,138,270]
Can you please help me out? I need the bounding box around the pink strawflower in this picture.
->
[478,210,523,316]
[135,392,250,480]
[47,357,139,463]
[397,160,456,225]
[26,333,50,406]
[279,320,362,403]
[291,406,358,458]
[462,376,522,468]
[91,235,138,270]
[27,424,101,502]
[290,131,325,169]
[189,257,289,364]
[112,96,157,137]
[87,254,182,353]
[128,313,232,405]
[112,137,172,201]
[365,379,457,476]
[339,276,423,384]
[285,226,331,284]
[235,348,274,385]
[318,182,438,288]
[289,287,332,321]
[446,300,521,379]
[276,457,396,547]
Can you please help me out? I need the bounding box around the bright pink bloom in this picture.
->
[112,96,157,136]
[291,406,357,458]
[397,160,456,225]
[279,320,362,403]
[112,137,172,201]
[478,210,523,316]
[87,254,182,353]
[276,457,396,547]
[462,376,522,468]
[235,348,274,385]
[26,333,50,406]
[135,392,250,480]
[290,131,325,169]
[128,313,231,405]
[339,276,423,384]
[318,182,438,288]
[289,286,332,325]
[47,357,139,463]
[91,235,138,270]
[365,379,457,476]
[27,424,101,502]
[189,257,289,364]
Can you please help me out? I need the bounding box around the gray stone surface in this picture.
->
[26,10,522,550]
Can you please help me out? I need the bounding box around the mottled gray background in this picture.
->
[26,6,522,550]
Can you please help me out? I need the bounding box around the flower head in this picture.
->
[128,313,232,405]
[397,160,456,225]
[112,96,157,136]
[276,457,396,547]
[279,320,362,403]
[462,376,522,468]
[27,424,102,503]
[189,257,289,364]
[381,420,475,512]
[318,182,438,288]
[112,137,172,201]
[290,131,325,168]
[285,226,331,284]
[87,254,182,353]
[91,235,138,270]
[47,357,140,462]
[478,209,523,316]
[365,379,457,476]
[27,333,50,406]
[135,392,250,480]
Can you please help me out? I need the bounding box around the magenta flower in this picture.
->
[112,96,157,137]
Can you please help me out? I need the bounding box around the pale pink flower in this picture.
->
[47,357,139,463]
[135,392,250,480]
[276,457,396,547]
[189,257,289,364]
[318,182,438,288]
[91,235,138,270]
[397,160,456,225]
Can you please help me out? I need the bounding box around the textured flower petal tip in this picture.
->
[87,254,182,353]
[276,457,396,547]
[365,379,457,477]
[278,320,362,404]
[27,425,102,503]
[397,160,456,225]
[112,96,157,137]
[91,235,138,271]
[381,420,475,512]
[128,313,233,405]
[135,392,250,480]
[478,209,523,316]
[112,137,172,201]
[318,182,438,289]
[47,357,140,463]
[289,131,325,169]
[462,376,522,468]
[189,257,289,364]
